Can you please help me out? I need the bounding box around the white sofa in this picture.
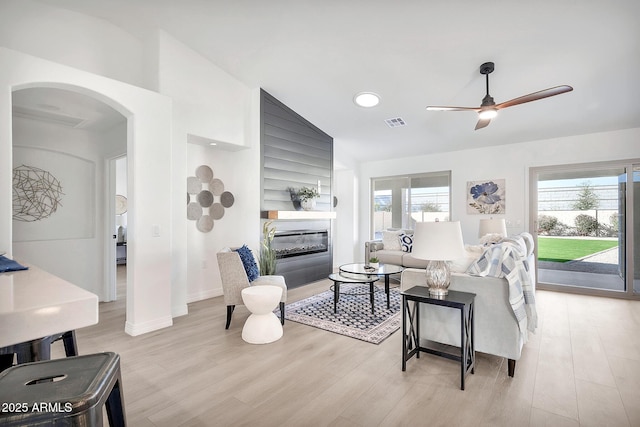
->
[365,229,429,268]
[399,232,536,377]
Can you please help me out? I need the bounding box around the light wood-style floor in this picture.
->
[51,266,640,426]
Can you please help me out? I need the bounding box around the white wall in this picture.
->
[0,0,146,89]
[348,128,640,261]
[334,168,359,267]
[154,31,255,316]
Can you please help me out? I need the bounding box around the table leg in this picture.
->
[402,295,407,371]
[334,282,339,313]
[460,308,465,390]
[370,281,375,314]
[385,275,390,309]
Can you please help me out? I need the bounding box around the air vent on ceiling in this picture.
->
[384,117,406,128]
[12,105,88,128]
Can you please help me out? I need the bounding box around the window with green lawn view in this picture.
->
[532,161,639,297]
[371,171,450,239]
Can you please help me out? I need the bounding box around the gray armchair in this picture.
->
[216,250,287,329]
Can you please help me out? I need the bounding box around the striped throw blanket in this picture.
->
[467,241,538,342]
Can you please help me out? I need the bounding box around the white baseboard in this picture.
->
[172,304,188,318]
[124,316,173,336]
[186,288,222,304]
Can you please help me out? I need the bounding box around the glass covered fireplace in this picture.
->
[272,230,329,258]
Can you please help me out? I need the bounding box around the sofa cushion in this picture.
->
[375,249,404,266]
[382,230,403,251]
[402,253,429,268]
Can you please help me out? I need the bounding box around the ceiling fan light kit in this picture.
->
[426,61,573,130]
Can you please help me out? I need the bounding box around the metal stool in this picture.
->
[0,330,78,372]
[0,352,126,426]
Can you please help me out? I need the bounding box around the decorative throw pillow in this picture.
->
[400,233,414,252]
[234,245,260,281]
[382,230,403,251]
[450,245,485,273]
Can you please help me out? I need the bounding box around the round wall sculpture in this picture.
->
[186,165,235,233]
[13,164,64,222]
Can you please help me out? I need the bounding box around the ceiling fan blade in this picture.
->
[475,117,491,130]
[496,85,573,109]
[426,106,480,112]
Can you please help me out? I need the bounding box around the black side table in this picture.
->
[401,286,476,390]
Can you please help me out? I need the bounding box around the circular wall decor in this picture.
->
[210,178,224,196]
[186,165,235,232]
[196,215,214,232]
[196,190,214,207]
[195,165,213,183]
[12,164,64,222]
[187,202,203,220]
[220,191,235,208]
[210,203,225,220]
[115,195,127,215]
[187,176,201,194]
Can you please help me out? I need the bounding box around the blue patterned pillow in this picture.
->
[234,245,260,281]
[400,233,413,252]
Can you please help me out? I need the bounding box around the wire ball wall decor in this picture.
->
[186,165,235,233]
[12,164,65,222]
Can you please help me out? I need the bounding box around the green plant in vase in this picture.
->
[258,220,277,275]
[297,186,320,210]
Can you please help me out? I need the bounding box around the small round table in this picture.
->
[241,286,283,344]
[339,263,404,309]
[328,273,380,314]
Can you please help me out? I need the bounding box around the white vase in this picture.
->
[301,198,316,211]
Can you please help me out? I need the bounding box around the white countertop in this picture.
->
[0,264,99,347]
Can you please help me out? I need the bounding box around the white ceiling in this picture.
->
[31,0,640,163]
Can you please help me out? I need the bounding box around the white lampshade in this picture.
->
[478,218,507,237]
[412,221,466,261]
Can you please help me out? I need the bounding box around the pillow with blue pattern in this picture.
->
[234,245,260,281]
[400,233,413,252]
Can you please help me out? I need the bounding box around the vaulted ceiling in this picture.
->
[33,0,640,163]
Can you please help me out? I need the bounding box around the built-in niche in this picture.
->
[260,89,334,287]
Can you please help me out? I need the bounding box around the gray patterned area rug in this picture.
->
[282,285,401,344]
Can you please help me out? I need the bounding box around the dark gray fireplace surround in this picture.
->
[260,89,334,288]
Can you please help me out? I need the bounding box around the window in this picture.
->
[371,171,450,238]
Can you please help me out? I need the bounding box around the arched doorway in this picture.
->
[11,85,128,312]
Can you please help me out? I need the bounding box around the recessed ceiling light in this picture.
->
[209,142,217,146]
[354,92,380,108]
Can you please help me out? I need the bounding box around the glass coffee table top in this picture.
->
[338,263,404,309]
[339,263,404,276]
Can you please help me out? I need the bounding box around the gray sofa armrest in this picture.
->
[364,239,384,262]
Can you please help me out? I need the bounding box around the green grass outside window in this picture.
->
[537,237,618,263]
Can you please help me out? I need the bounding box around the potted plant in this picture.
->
[296,186,320,210]
[258,221,277,275]
[368,257,380,268]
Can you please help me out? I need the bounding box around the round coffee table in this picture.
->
[339,263,404,309]
[328,273,380,314]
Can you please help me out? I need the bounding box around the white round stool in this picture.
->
[241,285,283,344]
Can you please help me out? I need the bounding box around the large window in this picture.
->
[371,171,450,238]
[530,160,639,298]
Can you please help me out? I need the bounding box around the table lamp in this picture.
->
[411,221,466,298]
[478,218,507,238]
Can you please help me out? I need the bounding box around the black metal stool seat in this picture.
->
[0,352,126,426]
